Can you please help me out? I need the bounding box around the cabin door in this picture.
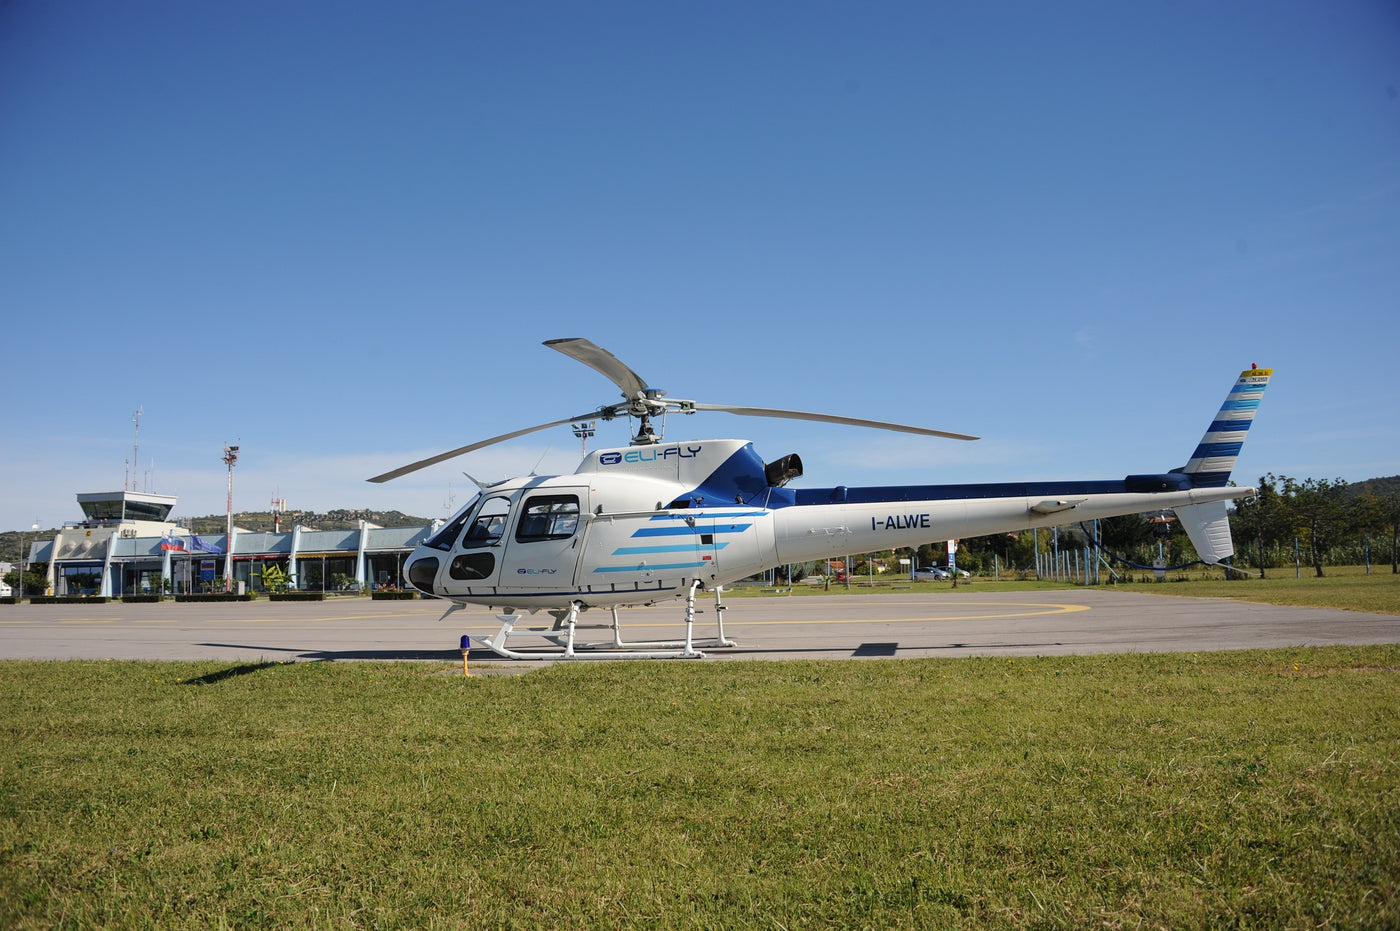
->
[496,488,588,590]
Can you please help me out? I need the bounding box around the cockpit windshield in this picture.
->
[460,496,511,548]
[423,493,483,551]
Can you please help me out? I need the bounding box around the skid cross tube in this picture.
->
[476,583,736,660]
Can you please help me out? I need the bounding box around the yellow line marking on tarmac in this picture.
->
[711,602,1092,626]
[179,612,441,624]
[22,609,447,625]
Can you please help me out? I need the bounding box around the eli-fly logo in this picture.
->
[599,444,704,466]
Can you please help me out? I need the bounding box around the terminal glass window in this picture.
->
[124,498,174,521]
[80,500,123,521]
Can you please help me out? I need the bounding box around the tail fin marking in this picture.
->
[1178,366,1272,487]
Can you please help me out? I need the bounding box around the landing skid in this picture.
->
[478,582,737,660]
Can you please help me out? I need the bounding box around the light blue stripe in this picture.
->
[632,526,704,538]
[1220,398,1261,412]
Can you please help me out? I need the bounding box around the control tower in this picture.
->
[46,490,182,596]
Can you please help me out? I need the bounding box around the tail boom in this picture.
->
[772,483,1252,566]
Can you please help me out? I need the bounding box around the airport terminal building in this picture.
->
[27,491,435,597]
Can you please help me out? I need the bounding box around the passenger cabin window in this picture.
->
[515,494,580,543]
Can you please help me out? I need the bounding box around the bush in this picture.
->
[270,592,325,602]
[174,593,256,603]
[31,596,110,605]
[121,595,164,604]
[371,590,419,600]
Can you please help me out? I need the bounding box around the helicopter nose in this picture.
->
[406,555,439,594]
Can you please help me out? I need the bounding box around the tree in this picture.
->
[1098,514,1155,566]
[1278,476,1350,578]
[1231,475,1291,578]
[258,563,291,593]
[1385,492,1400,575]
[1352,484,1400,574]
[3,562,48,598]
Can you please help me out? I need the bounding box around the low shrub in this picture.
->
[30,596,109,605]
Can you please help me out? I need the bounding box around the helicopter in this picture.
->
[370,338,1271,659]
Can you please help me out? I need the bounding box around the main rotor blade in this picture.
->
[688,402,980,441]
[367,412,604,483]
[544,338,650,398]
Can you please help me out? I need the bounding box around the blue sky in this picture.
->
[2,1,1397,532]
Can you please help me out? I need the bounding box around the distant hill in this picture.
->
[179,509,435,535]
[1348,476,1400,499]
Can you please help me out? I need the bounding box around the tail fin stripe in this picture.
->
[1191,441,1243,459]
[1179,366,1272,488]
[1220,398,1262,412]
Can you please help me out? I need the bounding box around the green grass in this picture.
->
[3,648,1398,929]
[731,564,1400,615]
[1110,563,1400,615]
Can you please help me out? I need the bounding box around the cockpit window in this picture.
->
[460,496,511,548]
[424,493,480,551]
[515,494,580,543]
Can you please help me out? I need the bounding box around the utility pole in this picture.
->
[572,421,596,456]
[130,407,142,490]
[223,443,239,591]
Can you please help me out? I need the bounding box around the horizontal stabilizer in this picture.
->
[1175,500,1235,565]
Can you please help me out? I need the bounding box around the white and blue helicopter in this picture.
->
[371,338,1271,659]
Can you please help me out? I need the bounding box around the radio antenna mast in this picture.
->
[130,407,143,490]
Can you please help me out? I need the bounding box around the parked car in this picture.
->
[913,567,950,581]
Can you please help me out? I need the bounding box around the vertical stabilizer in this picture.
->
[1178,365,1272,487]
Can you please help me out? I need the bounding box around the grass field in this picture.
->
[734,563,1400,616]
[3,646,1398,929]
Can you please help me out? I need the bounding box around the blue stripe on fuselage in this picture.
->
[791,479,1149,507]
[632,523,753,538]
